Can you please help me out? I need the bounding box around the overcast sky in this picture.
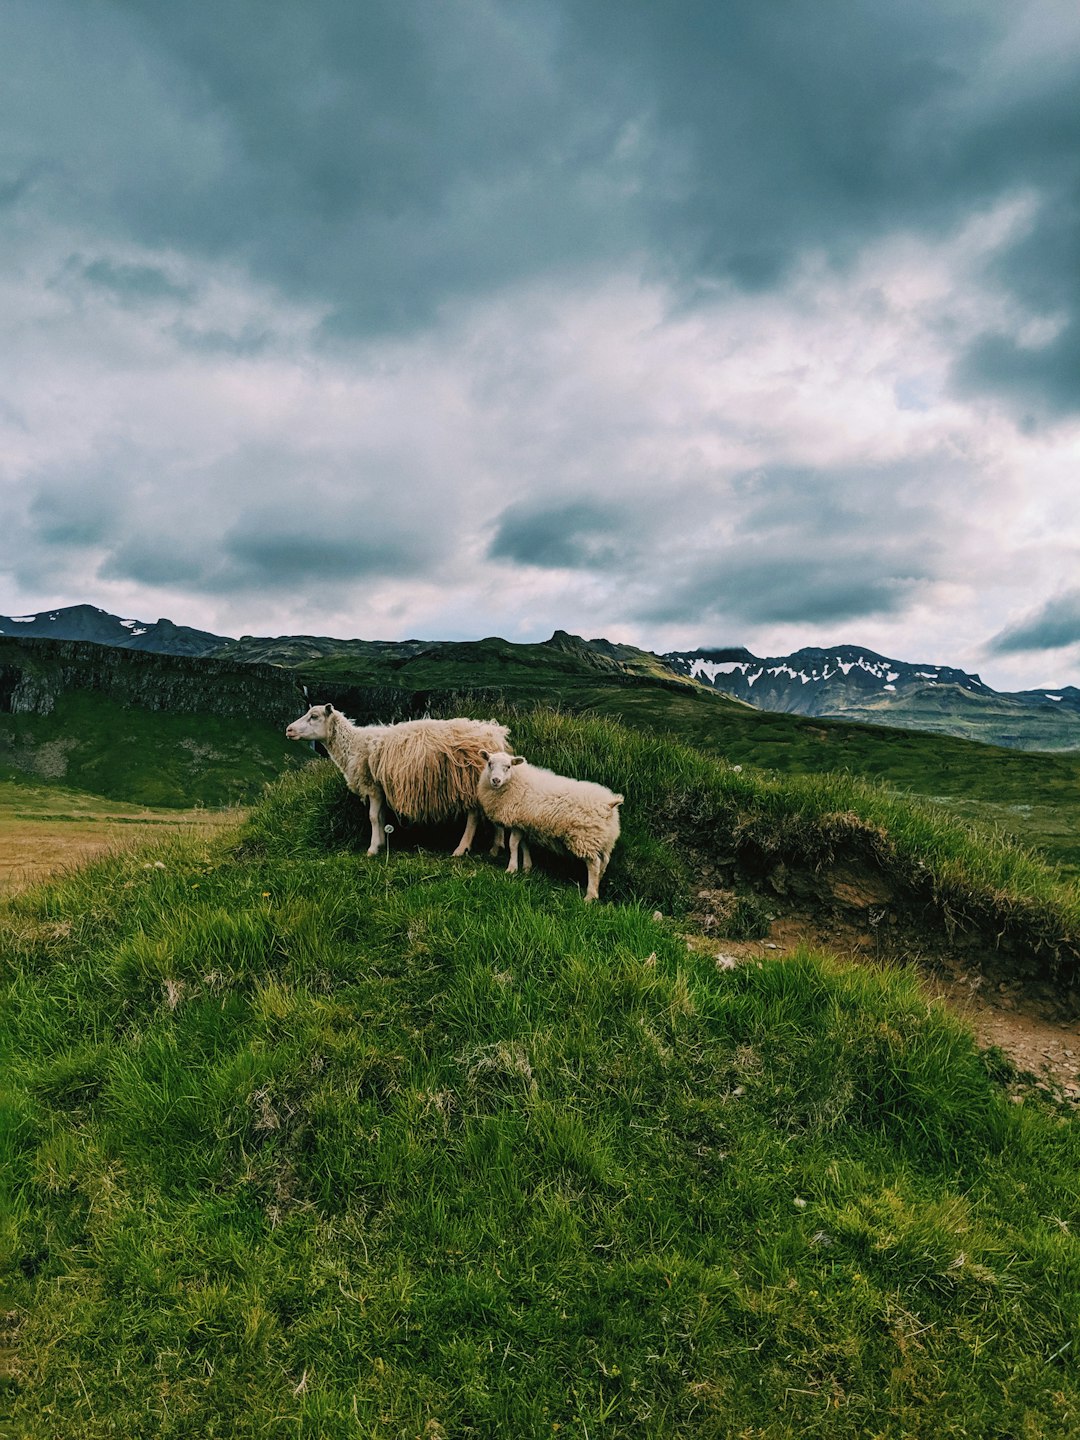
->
[2,0,1079,687]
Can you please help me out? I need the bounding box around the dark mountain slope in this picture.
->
[0,604,227,656]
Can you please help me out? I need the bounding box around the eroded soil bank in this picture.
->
[688,854,1080,1100]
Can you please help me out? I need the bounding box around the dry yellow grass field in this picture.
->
[0,780,239,897]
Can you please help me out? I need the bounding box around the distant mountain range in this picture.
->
[2,606,1078,752]
[663,645,1080,751]
[0,604,225,656]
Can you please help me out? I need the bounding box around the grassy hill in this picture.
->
[3,630,1079,882]
[3,709,1080,1437]
[294,642,1080,881]
[219,629,684,691]
[565,683,1080,882]
[0,691,300,809]
[0,636,303,809]
[837,681,1080,753]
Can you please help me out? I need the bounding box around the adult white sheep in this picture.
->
[477,749,623,902]
[285,705,509,857]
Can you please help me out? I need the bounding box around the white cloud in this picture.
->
[2,1,1080,694]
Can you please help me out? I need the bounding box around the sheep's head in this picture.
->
[285,703,334,741]
[480,749,525,790]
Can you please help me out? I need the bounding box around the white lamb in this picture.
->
[285,705,509,857]
[477,749,624,902]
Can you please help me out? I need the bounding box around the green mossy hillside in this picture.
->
[0,691,300,808]
[297,673,1080,880]
[252,708,1080,987]
[4,710,1080,1437]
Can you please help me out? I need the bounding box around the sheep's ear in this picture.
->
[511,755,525,766]
[479,750,489,762]
[611,796,624,808]
[323,704,332,716]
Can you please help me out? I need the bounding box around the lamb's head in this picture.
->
[480,749,525,790]
[286,703,334,742]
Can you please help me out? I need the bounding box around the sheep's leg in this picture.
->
[506,830,531,875]
[452,808,480,857]
[584,853,603,903]
[366,789,387,856]
[507,827,528,874]
[489,823,506,857]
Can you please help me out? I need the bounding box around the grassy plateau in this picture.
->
[3,707,1080,1438]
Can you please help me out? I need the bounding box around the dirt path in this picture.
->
[688,889,1080,1102]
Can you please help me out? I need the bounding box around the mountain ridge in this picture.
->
[0,603,227,656]
[661,644,1080,751]
[3,605,1077,750]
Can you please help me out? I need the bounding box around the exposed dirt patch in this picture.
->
[687,858,1080,1102]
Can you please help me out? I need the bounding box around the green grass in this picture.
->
[258,704,1078,983]
[0,691,300,808]
[296,657,1080,879]
[559,685,1080,880]
[3,709,1080,1437]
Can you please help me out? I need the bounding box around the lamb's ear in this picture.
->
[479,750,490,762]
[323,704,332,716]
[611,796,624,808]
[511,755,525,766]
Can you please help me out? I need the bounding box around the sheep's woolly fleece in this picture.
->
[371,718,510,823]
[477,754,623,862]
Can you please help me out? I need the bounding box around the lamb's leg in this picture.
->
[520,836,532,873]
[489,823,506,857]
[366,789,387,856]
[507,827,524,873]
[584,853,603,903]
[452,808,480,857]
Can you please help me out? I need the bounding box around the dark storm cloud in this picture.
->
[224,522,437,589]
[167,322,275,357]
[956,322,1080,422]
[640,549,925,628]
[488,501,631,571]
[9,0,639,337]
[76,257,193,304]
[561,0,992,281]
[88,444,455,597]
[732,465,933,543]
[635,462,944,626]
[102,523,431,592]
[26,460,131,548]
[0,162,47,209]
[98,536,212,589]
[9,0,1076,395]
[988,591,1080,655]
[562,1,1080,417]
[948,74,1080,419]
